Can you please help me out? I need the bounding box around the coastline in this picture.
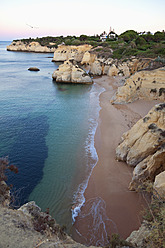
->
[72,75,161,246]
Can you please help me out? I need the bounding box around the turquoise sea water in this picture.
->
[0,41,102,232]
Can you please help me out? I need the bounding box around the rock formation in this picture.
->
[81,53,160,78]
[126,221,150,248]
[7,41,56,53]
[154,171,165,199]
[52,44,92,62]
[0,201,96,248]
[28,67,40,71]
[52,60,93,84]
[89,60,103,75]
[111,67,165,104]
[116,103,165,190]
[81,51,96,65]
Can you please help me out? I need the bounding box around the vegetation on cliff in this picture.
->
[138,182,165,248]
[13,30,165,60]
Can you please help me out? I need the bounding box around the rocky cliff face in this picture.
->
[52,60,93,84]
[52,44,92,62]
[81,53,163,78]
[111,67,165,104]
[154,170,165,199]
[116,103,165,190]
[7,41,56,53]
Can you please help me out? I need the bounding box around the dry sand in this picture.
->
[72,75,161,246]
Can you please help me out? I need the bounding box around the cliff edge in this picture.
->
[0,201,96,248]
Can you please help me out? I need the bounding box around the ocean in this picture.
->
[0,41,103,233]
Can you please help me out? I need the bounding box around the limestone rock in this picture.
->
[118,63,130,77]
[52,60,72,82]
[154,171,165,199]
[129,146,165,190]
[103,65,110,75]
[52,60,93,84]
[81,51,96,65]
[126,221,150,248]
[108,64,119,77]
[116,103,165,190]
[52,44,92,62]
[7,41,56,53]
[111,67,165,104]
[89,60,102,75]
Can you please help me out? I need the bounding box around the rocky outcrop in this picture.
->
[0,202,95,248]
[81,51,96,65]
[116,103,165,190]
[111,67,165,104]
[52,44,92,62]
[52,60,93,84]
[154,171,165,199]
[81,55,159,78]
[126,221,150,248]
[89,60,103,75]
[7,41,56,53]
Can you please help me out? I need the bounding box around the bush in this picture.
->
[119,30,138,42]
[135,36,147,46]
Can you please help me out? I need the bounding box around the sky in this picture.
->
[0,0,165,40]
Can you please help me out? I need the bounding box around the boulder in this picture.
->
[52,60,93,84]
[117,62,130,77]
[108,64,119,77]
[154,171,165,199]
[81,51,96,65]
[28,67,40,71]
[111,67,165,104]
[116,103,165,190]
[89,60,102,76]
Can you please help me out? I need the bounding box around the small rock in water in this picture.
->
[28,67,40,71]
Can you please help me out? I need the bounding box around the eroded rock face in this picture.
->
[89,60,103,75]
[81,51,96,65]
[126,221,150,248]
[52,60,93,84]
[116,103,165,190]
[52,44,92,62]
[154,171,165,199]
[7,41,56,53]
[111,67,165,104]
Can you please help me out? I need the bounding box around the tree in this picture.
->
[119,30,138,42]
[154,31,165,42]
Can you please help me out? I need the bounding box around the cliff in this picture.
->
[0,201,96,248]
[116,103,165,191]
[111,67,165,104]
[81,52,164,77]
[7,41,56,53]
[52,44,92,62]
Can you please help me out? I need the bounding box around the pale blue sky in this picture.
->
[0,0,165,40]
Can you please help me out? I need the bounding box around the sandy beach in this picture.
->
[72,75,161,246]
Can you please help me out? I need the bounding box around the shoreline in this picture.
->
[72,75,161,246]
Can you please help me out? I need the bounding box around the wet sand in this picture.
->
[72,76,161,246]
